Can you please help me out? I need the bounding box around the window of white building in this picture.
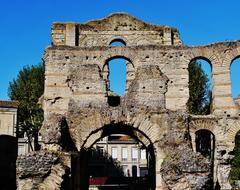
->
[122,165,128,176]
[140,149,146,160]
[97,146,104,158]
[132,147,138,161]
[122,147,128,161]
[112,147,118,159]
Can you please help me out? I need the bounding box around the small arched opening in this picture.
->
[187,57,212,115]
[71,124,156,190]
[230,56,240,109]
[109,38,126,46]
[195,129,215,159]
[103,56,134,107]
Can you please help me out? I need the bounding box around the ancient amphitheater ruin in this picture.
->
[17,13,240,190]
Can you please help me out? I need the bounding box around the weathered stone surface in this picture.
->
[17,13,240,190]
[40,114,63,144]
[17,151,58,179]
[161,143,211,190]
[125,65,168,111]
[17,151,70,190]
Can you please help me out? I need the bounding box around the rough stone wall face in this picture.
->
[67,64,107,107]
[125,65,168,111]
[51,24,66,46]
[17,13,240,190]
[52,13,182,47]
[17,151,69,190]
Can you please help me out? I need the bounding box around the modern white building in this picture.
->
[0,100,18,136]
[0,100,32,155]
[89,134,148,177]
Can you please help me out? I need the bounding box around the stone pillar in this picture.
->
[66,23,76,46]
[214,138,235,189]
[126,61,135,93]
[190,132,196,152]
[163,27,172,45]
[212,64,238,116]
[172,31,182,46]
[217,164,232,190]
[155,146,168,190]
[102,64,109,95]
[51,23,66,46]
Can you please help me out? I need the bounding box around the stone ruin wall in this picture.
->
[17,13,240,190]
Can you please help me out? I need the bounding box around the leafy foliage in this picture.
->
[8,62,44,150]
[230,133,240,186]
[187,60,211,115]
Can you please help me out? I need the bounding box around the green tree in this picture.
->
[187,60,211,115]
[230,133,240,187]
[8,62,44,150]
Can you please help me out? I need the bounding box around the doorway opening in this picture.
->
[103,55,134,107]
[71,124,156,190]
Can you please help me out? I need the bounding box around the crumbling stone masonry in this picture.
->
[17,13,240,190]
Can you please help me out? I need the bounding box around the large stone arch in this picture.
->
[67,110,164,151]
[72,118,165,190]
[82,123,153,149]
[184,48,219,66]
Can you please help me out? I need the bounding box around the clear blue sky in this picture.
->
[0,0,240,99]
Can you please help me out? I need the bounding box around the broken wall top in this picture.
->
[52,13,182,46]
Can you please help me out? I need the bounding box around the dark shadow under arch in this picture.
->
[85,123,152,149]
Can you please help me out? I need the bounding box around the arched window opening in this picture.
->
[109,39,126,46]
[229,131,240,187]
[195,129,215,160]
[188,58,212,115]
[104,57,132,106]
[230,58,240,107]
[108,58,126,96]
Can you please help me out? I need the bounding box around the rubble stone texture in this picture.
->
[17,13,240,190]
